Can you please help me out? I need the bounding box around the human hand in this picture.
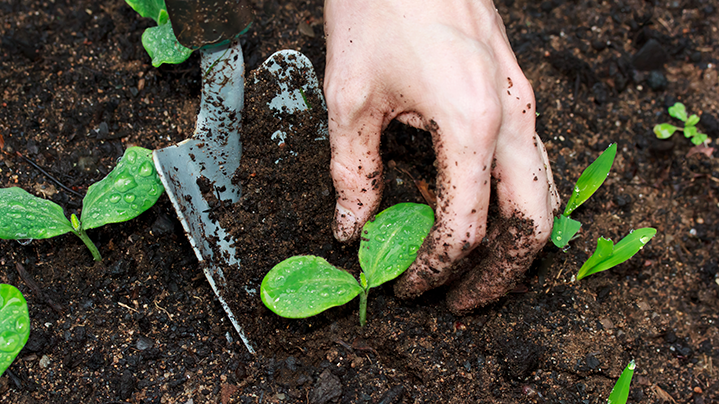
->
[323,0,560,313]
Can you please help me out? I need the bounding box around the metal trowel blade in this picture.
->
[165,0,253,49]
[152,47,325,354]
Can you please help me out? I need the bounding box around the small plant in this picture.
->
[577,228,656,280]
[0,284,30,377]
[552,143,618,248]
[124,0,193,67]
[607,360,636,404]
[261,203,434,326]
[0,147,164,261]
[551,144,655,278]
[654,102,709,146]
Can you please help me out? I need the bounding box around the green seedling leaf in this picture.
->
[668,102,687,122]
[359,203,434,288]
[141,23,193,67]
[551,214,582,248]
[577,228,656,280]
[261,256,364,318]
[684,125,697,139]
[124,0,167,23]
[0,284,30,377]
[691,132,708,146]
[686,114,700,127]
[125,0,192,67]
[81,147,164,230]
[564,143,617,216]
[607,360,636,404]
[653,123,679,139]
[0,187,73,240]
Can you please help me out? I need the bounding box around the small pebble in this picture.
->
[136,336,154,351]
[599,318,614,329]
[39,355,50,368]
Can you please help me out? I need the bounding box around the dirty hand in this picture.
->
[323,0,560,313]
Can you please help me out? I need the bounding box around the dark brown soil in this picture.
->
[1,0,718,403]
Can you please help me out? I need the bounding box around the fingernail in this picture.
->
[333,204,357,242]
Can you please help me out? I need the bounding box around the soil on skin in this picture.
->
[1,0,718,403]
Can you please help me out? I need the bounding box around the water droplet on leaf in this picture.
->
[15,316,29,333]
[0,330,20,352]
[109,194,121,203]
[125,150,137,163]
[138,161,155,177]
[114,173,138,192]
[124,194,136,203]
[149,184,160,196]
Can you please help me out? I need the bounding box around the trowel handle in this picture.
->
[195,40,244,144]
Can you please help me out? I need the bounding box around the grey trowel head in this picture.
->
[165,0,253,49]
[153,45,325,354]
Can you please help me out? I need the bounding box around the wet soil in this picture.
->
[1,0,718,403]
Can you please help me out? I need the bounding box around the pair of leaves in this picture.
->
[668,103,700,125]
[261,203,434,319]
[653,103,708,145]
[0,147,164,242]
[551,143,617,248]
[607,360,636,404]
[0,284,30,377]
[124,0,192,67]
[577,228,656,280]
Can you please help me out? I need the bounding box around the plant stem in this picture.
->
[299,88,312,109]
[359,289,368,327]
[203,44,231,81]
[75,229,102,261]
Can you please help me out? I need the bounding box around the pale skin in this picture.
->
[323,0,560,313]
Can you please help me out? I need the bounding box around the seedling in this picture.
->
[124,0,193,67]
[577,228,656,280]
[0,284,30,377]
[607,360,636,404]
[552,143,617,248]
[261,203,434,326]
[654,102,709,146]
[125,0,252,68]
[0,147,164,261]
[550,144,654,278]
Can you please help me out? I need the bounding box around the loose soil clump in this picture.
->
[0,0,717,403]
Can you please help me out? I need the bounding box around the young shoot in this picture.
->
[0,284,30,377]
[0,147,164,261]
[124,0,193,67]
[577,228,656,280]
[607,360,636,404]
[552,143,617,248]
[261,203,434,326]
[654,102,709,146]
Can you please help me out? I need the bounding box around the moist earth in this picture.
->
[0,0,718,403]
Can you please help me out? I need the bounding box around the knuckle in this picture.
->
[324,78,372,126]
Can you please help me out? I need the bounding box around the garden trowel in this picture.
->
[165,0,253,50]
[152,42,325,354]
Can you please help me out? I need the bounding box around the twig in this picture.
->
[154,301,171,318]
[118,302,139,313]
[394,166,437,209]
[15,151,84,198]
[15,262,63,313]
